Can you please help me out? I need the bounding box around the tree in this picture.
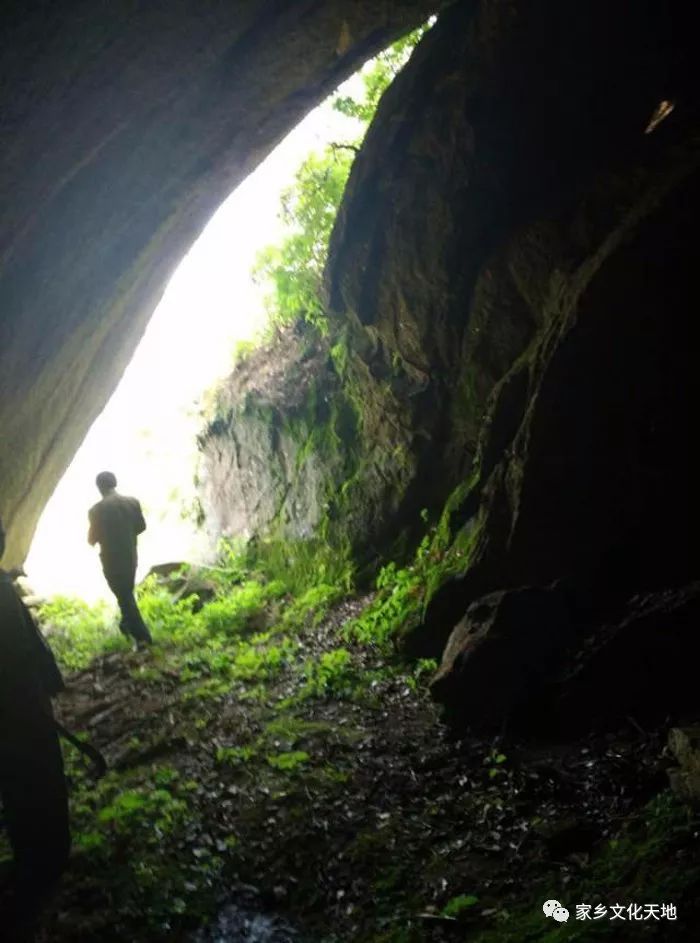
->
[252,24,429,335]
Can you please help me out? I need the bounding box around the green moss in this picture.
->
[266,750,310,772]
[345,474,483,649]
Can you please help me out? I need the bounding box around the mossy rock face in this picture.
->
[0,0,436,566]
[196,326,422,563]
[322,0,700,665]
[198,0,700,606]
[197,329,343,546]
[324,0,700,574]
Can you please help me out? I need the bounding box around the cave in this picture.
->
[2,1,700,941]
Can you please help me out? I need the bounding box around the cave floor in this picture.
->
[36,596,700,942]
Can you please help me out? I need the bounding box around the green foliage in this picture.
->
[349,476,482,648]
[404,657,438,692]
[198,580,282,636]
[330,334,350,376]
[442,894,479,917]
[253,28,426,336]
[73,770,190,856]
[332,26,427,123]
[208,536,250,588]
[97,787,188,837]
[231,637,296,681]
[299,648,355,700]
[350,561,424,647]
[136,579,200,642]
[213,535,354,602]
[231,337,257,367]
[280,582,345,631]
[414,657,438,679]
[216,745,256,766]
[266,750,310,772]
[483,749,508,780]
[253,152,352,334]
[39,595,126,670]
[264,716,332,744]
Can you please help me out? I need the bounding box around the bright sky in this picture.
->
[26,80,362,602]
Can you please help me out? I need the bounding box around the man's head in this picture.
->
[96,471,118,496]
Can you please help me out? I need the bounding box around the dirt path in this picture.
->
[41,597,698,942]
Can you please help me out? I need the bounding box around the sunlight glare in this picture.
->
[26,84,360,603]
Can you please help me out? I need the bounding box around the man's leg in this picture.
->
[103,567,131,638]
[0,697,71,939]
[117,590,152,645]
[103,567,152,644]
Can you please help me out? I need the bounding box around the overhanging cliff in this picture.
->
[0,0,435,566]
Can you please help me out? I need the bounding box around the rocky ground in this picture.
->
[33,594,700,942]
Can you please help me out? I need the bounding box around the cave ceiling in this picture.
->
[0,0,435,565]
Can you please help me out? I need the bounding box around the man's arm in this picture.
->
[87,508,99,546]
[133,501,146,535]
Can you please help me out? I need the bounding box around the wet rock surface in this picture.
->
[431,584,574,734]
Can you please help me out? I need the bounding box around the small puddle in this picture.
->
[191,904,298,943]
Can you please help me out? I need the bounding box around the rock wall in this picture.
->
[197,0,700,731]
[380,0,698,728]
[196,323,420,567]
[326,0,698,547]
[198,0,699,560]
[196,328,352,549]
[0,0,435,566]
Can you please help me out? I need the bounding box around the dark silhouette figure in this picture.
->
[0,518,71,942]
[88,472,152,646]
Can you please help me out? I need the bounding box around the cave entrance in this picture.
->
[23,34,419,603]
[24,89,360,602]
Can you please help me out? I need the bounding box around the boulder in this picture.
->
[430,584,574,734]
[143,562,216,612]
[144,562,189,583]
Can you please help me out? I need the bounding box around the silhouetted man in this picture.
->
[0,517,71,942]
[88,472,152,646]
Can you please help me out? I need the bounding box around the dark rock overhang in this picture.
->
[0,0,436,565]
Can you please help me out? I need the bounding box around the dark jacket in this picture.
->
[88,492,146,574]
[0,570,64,705]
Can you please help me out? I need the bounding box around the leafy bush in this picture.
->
[266,750,310,772]
[253,26,426,336]
[253,152,352,334]
[136,579,200,644]
[198,580,280,636]
[39,596,126,670]
[348,480,482,648]
[299,648,355,700]
[231,637,296,681]
[280,581,345,632]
